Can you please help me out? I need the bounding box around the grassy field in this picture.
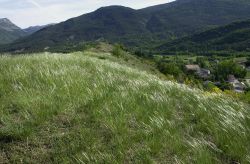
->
[0,51,250,163]
[246,71,250,78]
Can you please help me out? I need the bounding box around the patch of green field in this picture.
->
[0,51,249,163]
[246,71,250,78]
[234,57,247,63]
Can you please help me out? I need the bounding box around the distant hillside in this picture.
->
[23,24,55,35]
[157,19,250,54]
[2,0,250,52]
[0,18,27,44]
[1,6,150,52]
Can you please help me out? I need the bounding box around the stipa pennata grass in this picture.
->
[0,52,249,163]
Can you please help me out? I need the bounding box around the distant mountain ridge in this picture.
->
[0,18,20,31]
[0,18,27,44]
[2,0,250,52]
[0,18,55,45]
[24,24,56,35]
[156,19,250,54]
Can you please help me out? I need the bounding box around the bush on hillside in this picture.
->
[196,57,210,68]
[134,50,146,57]
[112,44,125,57]
[215,60,247,81]
[157,62,182,77]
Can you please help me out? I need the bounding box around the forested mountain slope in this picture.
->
[3,0,250,52]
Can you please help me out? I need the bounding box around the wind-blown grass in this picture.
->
[0,51,249,163]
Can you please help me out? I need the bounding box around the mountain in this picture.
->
[23,24,56,35]
[156,19,250,54]
[2,0,250,52]
[0,6,150,52]
[140,0,250,36]
[0,18,27,44]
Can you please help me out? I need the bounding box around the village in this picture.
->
[185,61,250,93]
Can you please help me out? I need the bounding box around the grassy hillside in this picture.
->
[3,0,250,52]
[0,51,250,163]
[157,19,250,54]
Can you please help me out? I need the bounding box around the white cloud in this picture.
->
[0,0,175,28]
[26,0,42,9]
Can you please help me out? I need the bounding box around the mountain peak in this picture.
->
[98,5,133,10]
[95,5,135,13]
[0,18,12,24]
[0,18,21,31]
[0,18,27,44]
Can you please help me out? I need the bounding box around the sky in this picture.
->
[0,0,175,28]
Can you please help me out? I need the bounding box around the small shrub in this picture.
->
[157,62,182,77]
[112,44,125,57]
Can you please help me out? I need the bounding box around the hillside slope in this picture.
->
[0,51,249,163]
[157,19,250,54]
[0,18,27,44]
[23,24,56,35]
[140,0,250,35]
[3,0,250,52]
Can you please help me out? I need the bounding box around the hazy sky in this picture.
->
[0,0,175,28]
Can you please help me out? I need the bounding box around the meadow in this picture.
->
[0,51,249,163]
[246,71,250,78]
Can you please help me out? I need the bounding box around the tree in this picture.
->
[112,44,124,57]
[196,57,210,68]
[157,62,182,77]
[215,60,247,81]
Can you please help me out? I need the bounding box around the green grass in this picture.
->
[0,51,250,163]
[246,71,250,78]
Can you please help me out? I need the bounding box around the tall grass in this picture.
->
[0,51,249,163]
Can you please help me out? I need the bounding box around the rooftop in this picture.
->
[185,65,200,71]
